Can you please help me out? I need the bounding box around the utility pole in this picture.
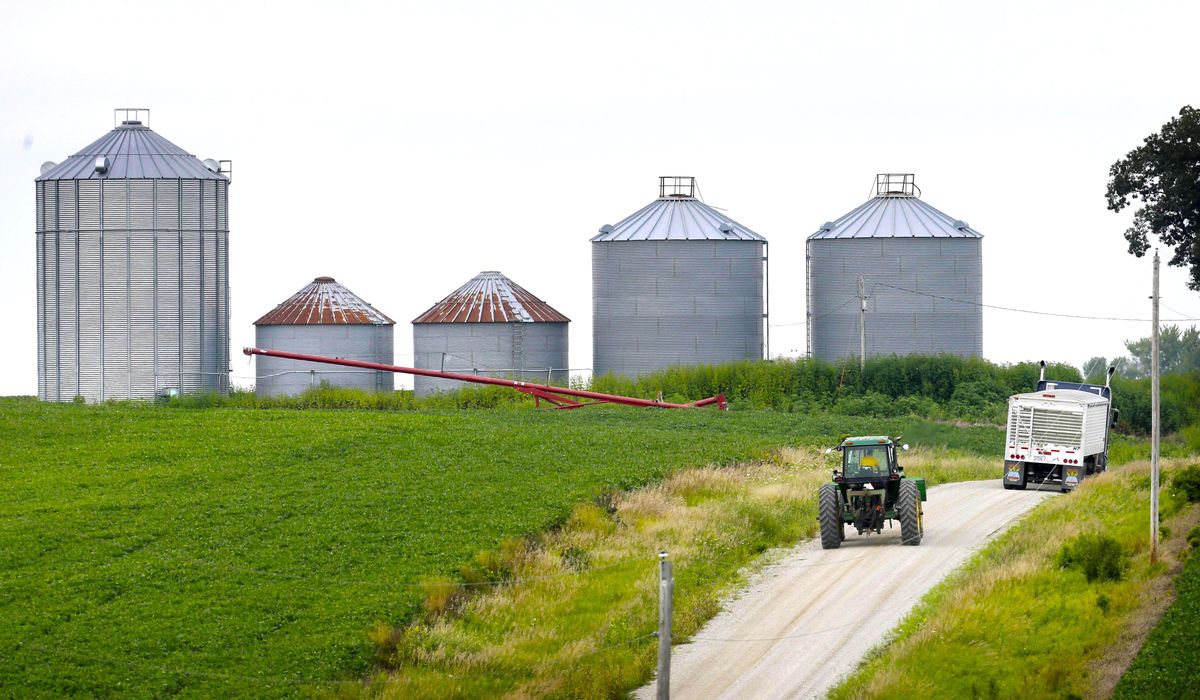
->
[858,276,867,372]
[1151,250,1161,562]
[656,551,673,700]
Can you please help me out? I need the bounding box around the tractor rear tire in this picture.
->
[818,483,843,550]
[898,480,922,546]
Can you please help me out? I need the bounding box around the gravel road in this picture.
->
[637,480,1056,699]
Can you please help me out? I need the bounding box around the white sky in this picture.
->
[2,0,1198,395]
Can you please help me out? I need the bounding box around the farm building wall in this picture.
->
[413,322,568,396]
[592,239,764,379]
[254,324,394,397]
[35,177,229,402]
[806,237,982,361]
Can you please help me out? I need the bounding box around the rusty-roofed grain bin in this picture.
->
[592,176,767,379]
[807,174,983,362]
[412,271,570,396]
[254,276,395,397]
[35,108,230,402]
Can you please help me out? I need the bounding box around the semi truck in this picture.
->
[1003,362,1118,492]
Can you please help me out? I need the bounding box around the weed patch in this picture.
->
[1171,463,1200,502]
[1057,533,1128,583]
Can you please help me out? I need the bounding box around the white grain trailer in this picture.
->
[1003,364,1117,492]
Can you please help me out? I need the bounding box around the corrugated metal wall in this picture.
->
[254,324,394,398]
[592,240,764,379]
[35,177,229,402]
[806,237,982,361]
[412,322,569,397]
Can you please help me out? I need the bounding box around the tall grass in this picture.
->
[166,383,530,411]
[165,357,1200,437]
[353,447,1001,698]
[591,357,1200,436]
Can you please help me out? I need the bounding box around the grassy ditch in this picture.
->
[1110,549,1200,698]
[1111,465,1200,699]
[0,397,994,698]
[826,459,1200,700]
[352,446,998,697]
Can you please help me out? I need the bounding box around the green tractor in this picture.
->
[818,436,927,549]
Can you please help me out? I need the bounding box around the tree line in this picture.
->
[1083,325,1200,380]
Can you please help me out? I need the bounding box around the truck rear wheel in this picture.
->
[819,483,844,550]
[898,480,922,546]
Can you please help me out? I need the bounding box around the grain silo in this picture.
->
[35,109,230,402]
[807,174,983,363]
[412,271,569,397]
[592,176,767,379]
[253,277,395,397]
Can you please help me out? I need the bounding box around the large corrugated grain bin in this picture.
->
[35,108,230,401]
[807,174,983,362]
[592,176,767,379]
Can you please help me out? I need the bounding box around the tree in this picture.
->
[1081,356,1108,382]
[1105,106,1200,291]
[1122,324,1200,376]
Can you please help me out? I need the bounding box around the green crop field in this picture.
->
[1113,549,1200,698]
[0,397,999,697]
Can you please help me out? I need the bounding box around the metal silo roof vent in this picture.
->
[954,220,970,231]
[719,222,735,236]
[203,158,220,173]
[874,173,920,198]
[93,156,109,174]
[113,107,150,128]
[39,161,57,175]
[599,224,614,234]
[659,176,696,199]
[820,221,838,232]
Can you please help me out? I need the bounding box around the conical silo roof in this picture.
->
[592,177,766,242]
[809,174,982,239]
[255,277,395,326]
[37,112,226,181]
[413,271,570,324]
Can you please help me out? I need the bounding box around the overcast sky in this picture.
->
[2,0,1198,395]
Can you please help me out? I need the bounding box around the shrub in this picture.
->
[1187,525,1200,551]
[1056,533,1127,583]
[420,576,466,615]
[1171,464,1200,503]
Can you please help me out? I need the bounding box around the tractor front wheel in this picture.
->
[898,480,923,546]
[818,483,844,550]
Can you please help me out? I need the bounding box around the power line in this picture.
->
[769,295,861,328]
[1162,301,1200,320]
[864,278,1200,323]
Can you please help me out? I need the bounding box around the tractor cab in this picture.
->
[829,436,904,485]
[819,435,925,548]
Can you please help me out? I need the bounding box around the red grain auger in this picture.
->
[243,347,727,410]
